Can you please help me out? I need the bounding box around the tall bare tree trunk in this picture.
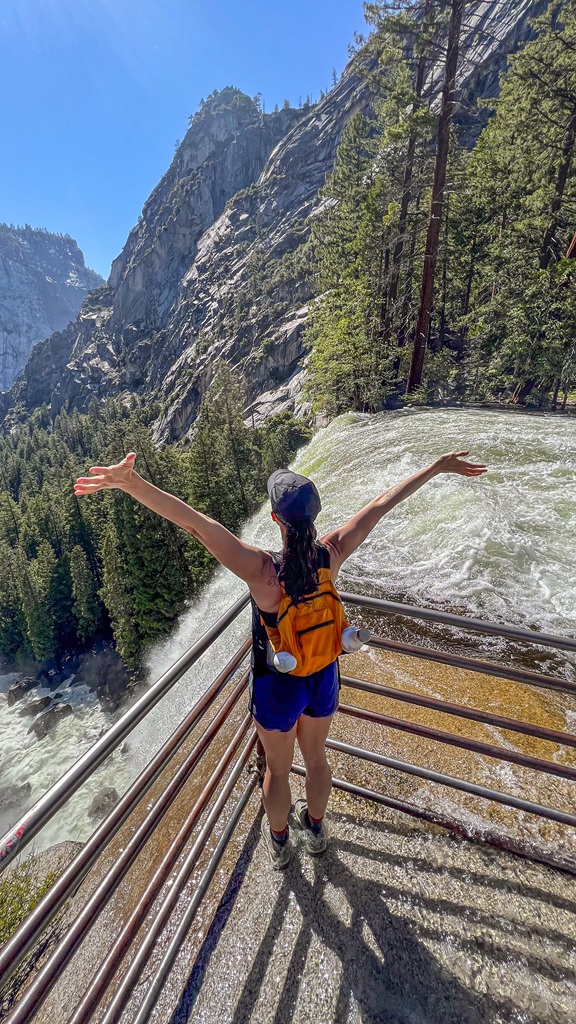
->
[394,193,421,377]
[407,0,464,393]
[383,12,429,344]
[437,192,450,351]
[458,229,476,357]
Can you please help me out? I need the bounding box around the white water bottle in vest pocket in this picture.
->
[273,651,298,673]
[341,626,371,653]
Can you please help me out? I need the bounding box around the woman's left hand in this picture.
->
[433,451,487,477]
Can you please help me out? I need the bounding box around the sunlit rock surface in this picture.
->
[0,226,102,391]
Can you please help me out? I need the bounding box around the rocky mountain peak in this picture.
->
[0,225,103,391]
[107,89,304,328]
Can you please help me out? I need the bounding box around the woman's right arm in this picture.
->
[74,453,267,585]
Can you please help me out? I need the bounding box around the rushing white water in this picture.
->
[1,407,575,851]
[0,675,126,849]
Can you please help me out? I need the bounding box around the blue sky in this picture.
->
[1,0,366,279]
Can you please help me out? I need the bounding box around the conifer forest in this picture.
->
[0,370,309,668]
[306,0,576,414]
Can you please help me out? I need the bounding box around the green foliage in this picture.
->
[192,87,255,123]
[0,862,56,948]
[0,381,310,669]
[307,281,383,414]
[188,365,311,528]
[15,542,58,661]
[304,0,576,410]
[99,520,140,666]
[305,0,446,412]
[450,0,576,402]
[0,543,28,660]
[70,545,102,643]
[0,860,58,1014]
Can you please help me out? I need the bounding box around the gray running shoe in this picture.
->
[261,816,291,870]
[294,800,328,855]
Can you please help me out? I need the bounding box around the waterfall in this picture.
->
[2,407,575,851]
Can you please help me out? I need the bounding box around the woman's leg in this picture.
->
[296,713,334,820]
[254,720,297,833]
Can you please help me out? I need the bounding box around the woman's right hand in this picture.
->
[433,450,487,476]
[74,452,137,496]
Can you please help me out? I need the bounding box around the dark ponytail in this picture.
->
[278,520,319,604]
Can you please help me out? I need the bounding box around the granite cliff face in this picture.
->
[0,226,103,392]
[3,2,550,436]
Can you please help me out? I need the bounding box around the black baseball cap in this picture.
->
[267,469,321,524]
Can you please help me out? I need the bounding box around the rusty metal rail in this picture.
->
[0,593,251,871]
[339,673,576,749]
[339,590,576,653]
[367,633,576,696]
[0,639,252,984]
[337,701,576,782]
[69,729,257,1024]
[3,675,251,1024]
[1,588,576,1024]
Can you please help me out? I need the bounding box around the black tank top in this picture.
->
[251,543,330,676]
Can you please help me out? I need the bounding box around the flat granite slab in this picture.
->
[167,782,576,1024]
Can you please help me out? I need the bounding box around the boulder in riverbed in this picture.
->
[87,786,119,821]
[18,696,52,717]
[0,782,32,810]
[7,677,36,706]
[28,703,73,739]
[37,670,66,691]
[74,645,131,710]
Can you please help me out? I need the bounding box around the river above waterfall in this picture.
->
[1,407,575,854]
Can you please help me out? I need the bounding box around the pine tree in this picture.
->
[15,542,58,661]
[305,112,382,413]
[407,0,465,392]
[258,411,312,477]
[0,543,28,660]
[0,375,311,666]
[70,545,102,643]
[306,3,451,410]
[99,522,139,666]
[454,0,576,403]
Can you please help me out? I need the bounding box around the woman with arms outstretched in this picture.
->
[75,448,486,869]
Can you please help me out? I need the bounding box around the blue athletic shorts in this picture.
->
[249,661,339,733]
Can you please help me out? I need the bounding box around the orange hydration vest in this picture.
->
[261,561,350,677]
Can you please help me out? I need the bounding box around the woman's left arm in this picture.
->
[74,453,267,585]
[321,450,487,576]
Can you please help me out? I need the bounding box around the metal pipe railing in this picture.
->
[66,716,254,1024]
[4,589,576,1023]
[290,766,576,876]
[3,674,249,1024]
[340,591,576,652]
[367,634,576,697]
[129,768,259,1024]
[0,592,250,871]
[324,737,576,827]
[340,673,576,750]
[0,639,251,986]
[338,701,576,782]
[97,735,258,1024]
